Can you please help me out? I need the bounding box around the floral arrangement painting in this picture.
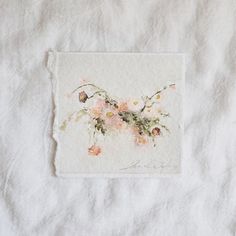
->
[60,81,176,157]
[50,53,183,175]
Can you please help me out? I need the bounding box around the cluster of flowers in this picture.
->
[61,82,175,156]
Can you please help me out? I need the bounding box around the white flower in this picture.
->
[127,99,144,112]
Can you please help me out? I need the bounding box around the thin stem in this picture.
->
[71,83,105,94]
[149,83,175,100]
[87,90,107,99]
[156,121,170,133]
[140,83,175,112]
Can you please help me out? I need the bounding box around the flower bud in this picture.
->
[152,127,160,136]
[79,91,88,103]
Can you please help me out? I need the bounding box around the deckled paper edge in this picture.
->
[47,50,60,176]
[47,51,185,178]
[179,54,185,175]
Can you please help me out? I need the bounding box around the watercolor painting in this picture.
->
[51,53,183,176]
[59,81,176,157]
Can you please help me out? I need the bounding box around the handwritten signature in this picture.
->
[120,160,169,171]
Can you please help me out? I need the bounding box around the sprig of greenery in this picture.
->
[94,117,106,135]
[140,83,175,112]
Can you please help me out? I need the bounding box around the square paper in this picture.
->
[48,52,184,177]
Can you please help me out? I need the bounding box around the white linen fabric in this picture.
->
[0,1,236,235]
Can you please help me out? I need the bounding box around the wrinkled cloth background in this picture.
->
[1,1,236,235]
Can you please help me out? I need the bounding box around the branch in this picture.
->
[71,83,105,94]
[140,83,175,112]
[87,90,107,99]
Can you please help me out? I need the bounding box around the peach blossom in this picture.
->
[132,126,140,134]
[135,135,148,145]
[96,98,107,109]
[104,114,124,130]
[88,145,101,156]
[90,107,102,118]
[118,102,128,112]
[90,99,110,118]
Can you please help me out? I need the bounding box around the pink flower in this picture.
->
[88,145,101,156]
[118,102,128,112]
[96,98,107,109]
[135,135,148,145]
[89,99,108,118]
[90,107,102,118]
[104,114,125,130]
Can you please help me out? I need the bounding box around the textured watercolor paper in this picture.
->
[48,52,184,177]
